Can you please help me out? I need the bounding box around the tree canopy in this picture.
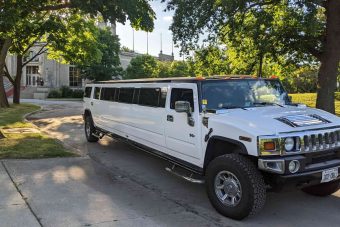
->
[0,0,156,107]
[165,0,340,113]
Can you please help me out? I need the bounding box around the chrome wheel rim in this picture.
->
[214,171,242,207]
[85,120,91,137]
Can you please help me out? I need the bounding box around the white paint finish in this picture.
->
[165,83,202,161]
[84,81,340,169]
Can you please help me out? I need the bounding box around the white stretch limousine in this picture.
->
[83,76,340,220]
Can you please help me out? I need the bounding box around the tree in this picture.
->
[170,61,194,77]
[125,55,158,79]
[80,28,123,81]
[4,12,102,104]
[0,0,156,107]
[166,0,340,113]
[192,45,230,77]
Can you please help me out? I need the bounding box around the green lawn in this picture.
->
[290,93,340,115]
[0,104,75,159]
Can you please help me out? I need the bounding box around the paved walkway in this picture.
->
[0,162,40,227]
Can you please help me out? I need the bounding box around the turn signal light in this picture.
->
[264,142,276,151]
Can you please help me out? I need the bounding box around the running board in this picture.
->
[165,165,205,184]
[92,131,105,139]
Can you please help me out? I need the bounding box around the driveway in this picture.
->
[7,99,340,226]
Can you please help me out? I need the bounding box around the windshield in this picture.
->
[201,79,289,110]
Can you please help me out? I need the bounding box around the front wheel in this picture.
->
[84,115,99,143]
[302,180,340,197]
[206,154,266,220]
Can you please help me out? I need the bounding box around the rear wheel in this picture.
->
[301,180,340,197]
[205,154,266,220]
[84,115,99,142]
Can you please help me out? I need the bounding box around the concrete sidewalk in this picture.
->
[0,162,40,227]
[1,157,217,227]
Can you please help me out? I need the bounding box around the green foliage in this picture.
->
[191,45,230,77]
[0,104,74,159]
[290,93,340,116]
[125,55,158,79]
[81,28,123,81]
[48,86,83,98]
[47,90,62,98]
[124,55,196,79]
[170,61,195,77]
[167,0,324,62]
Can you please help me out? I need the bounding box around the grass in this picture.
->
[290,93,340,115]
[0,104,75,159]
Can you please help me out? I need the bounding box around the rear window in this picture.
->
[84,87,92,98]
[118,88,134,103]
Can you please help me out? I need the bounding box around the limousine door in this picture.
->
[165,85,201,163]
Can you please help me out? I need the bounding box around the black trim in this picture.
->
[207,136,249,154]
[95,127,204,175]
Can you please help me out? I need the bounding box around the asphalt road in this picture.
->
[23,100,340,226]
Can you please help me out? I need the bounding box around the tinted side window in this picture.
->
[84,87,92,98]
[132,88,140,104]
[139,88,160,107]
[170,88,194,112]
[118,88,134,103]
[94,87,101,99]
[101,88,116,101]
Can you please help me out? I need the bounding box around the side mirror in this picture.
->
[175,101,191,114]
[175,101,195,127]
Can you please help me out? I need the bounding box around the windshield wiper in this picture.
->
[253,102,284,107]
[219,105,246,110]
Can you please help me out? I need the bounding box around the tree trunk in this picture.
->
[13,55,23,104]
[316,0,340,113]
[0,38,12,108]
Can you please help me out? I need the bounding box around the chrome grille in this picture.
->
[300,130,340,152]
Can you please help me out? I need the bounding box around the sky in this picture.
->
[116,1,182,60]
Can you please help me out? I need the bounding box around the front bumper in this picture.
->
[258,149,340,186]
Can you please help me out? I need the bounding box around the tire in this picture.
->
[84,115,99,142]
[301,180,340,197]
[205,154,266,220]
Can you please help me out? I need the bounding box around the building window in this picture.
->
[26,66,39,86]
[69,66,82,87]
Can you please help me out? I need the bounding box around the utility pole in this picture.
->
[160,33,163,54]
[146,32,149,55]
[132,29,135,52]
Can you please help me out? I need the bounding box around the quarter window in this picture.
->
[170,88,194,112]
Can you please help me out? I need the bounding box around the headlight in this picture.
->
[284,137,295,151]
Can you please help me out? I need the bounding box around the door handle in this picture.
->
[91,101,93,106]
[167,115,174,122]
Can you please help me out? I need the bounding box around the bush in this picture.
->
[47,90,62,98]
[48,87,84,98]
[60,86,74,98]
[72,89,84,98]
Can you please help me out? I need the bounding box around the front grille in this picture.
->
[301,130,340,152]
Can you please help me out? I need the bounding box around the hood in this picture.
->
[209,105,340,136]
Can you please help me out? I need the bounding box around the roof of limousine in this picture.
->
[91,75,278,84]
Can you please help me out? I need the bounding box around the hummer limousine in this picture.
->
[83,76,340,220]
